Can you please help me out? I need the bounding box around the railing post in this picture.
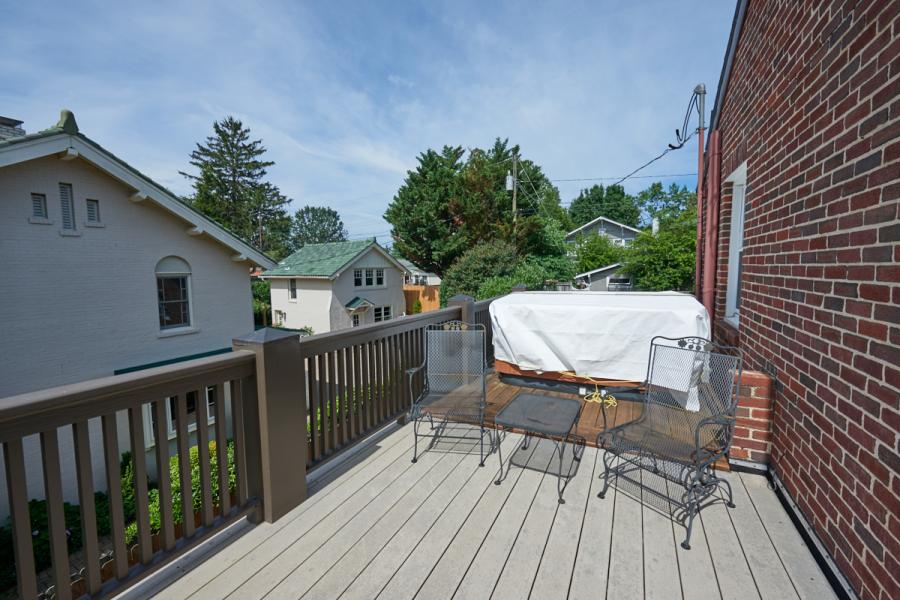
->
[448,294,475,324]
[232,328,308,522]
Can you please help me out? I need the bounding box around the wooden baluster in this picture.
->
[329,351,338,451]
[384,336,394,415]
[230,379,249,507]
[41,428,72,600]
[304,358,314,466]
[318,354,330,456]
[367,340,377,429]
[4,438,38,599]
[101,413,128,579]
[72,420,101,594]
[338,348,348,446]
[175,394,195,537]
[392,335,402,415]
[151,400,175,550]
[353,344,362,437]
[306,356,318,464]
[195,388,214,527]
[214,382,231,516]
[128,406,153,564]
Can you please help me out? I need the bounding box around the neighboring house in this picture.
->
[263,239,408,332]
[697,2,898,598]
[564,215,640,245]
[573,263,632,291]
[400,259,441,286]
[0,110,275,518]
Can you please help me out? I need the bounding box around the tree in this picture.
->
[621,201,697,291]
[575,233,624,273]
[384,139,568,276]
[636,182,694,227]
[291,206,348,249]
[440,240,520,301]
[567,184,641,228]
[476,256,576,299]
[181,116,292,258]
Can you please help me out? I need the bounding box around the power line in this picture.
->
[550,172,697,183]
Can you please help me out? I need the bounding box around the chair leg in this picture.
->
[494,428,505,485]
[479,424,485,467]
[597,449,614,499]
[412,417,419,463]
[716,472,736,508]
[681,487,699,550]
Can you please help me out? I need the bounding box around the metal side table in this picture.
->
[493,393,586,503]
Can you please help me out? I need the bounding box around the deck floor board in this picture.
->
[151,378,836,600]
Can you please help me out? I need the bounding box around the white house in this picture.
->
[263,239,408,333]
[399,259,441,286]
[0,110,275,517]
[565,215,641,245]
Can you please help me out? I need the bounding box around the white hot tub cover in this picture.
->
[490,291,711,383]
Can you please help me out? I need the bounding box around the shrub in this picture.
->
[574,232,624,274]
[441,240,519,303]
[411,298,422,314]
[475,256,575,299]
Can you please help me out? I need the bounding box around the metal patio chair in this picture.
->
[596,336,742,549]
[406,321,493,466]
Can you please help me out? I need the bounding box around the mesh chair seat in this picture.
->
[603,419,721,466]
[413,383,485,424]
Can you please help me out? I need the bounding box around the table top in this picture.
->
[494,393,582,438]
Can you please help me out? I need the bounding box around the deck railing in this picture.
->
[0,351,260,599]
[0,293,503,598]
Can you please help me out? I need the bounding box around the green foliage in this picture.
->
[411,298,422,314]
[575,233,625,273]
[290,205,348,250]
[181,116,292,259]
[636,182,694,227]
[440,240,520,301]
[125,440,236,547]
[475,256,576,299]
[384,139,567,275]
[621,203,697,291]
[567,184,640,228]
[119,451,138,524]
[252,279,271,326]
[0,493,111,591]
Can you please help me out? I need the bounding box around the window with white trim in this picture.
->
[352,313,360,327]
[724,164,747,326]
[86,199,101,223]
[156,256,192,330]
[147,386,217,444]
[59,183,75,230]
[374,306,392,322]
[354,267,385,288]
[289,278,297,300]
[31,193,48,219]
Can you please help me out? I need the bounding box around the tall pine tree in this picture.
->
[181,117,292,258]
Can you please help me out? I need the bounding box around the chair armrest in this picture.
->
[694,415,734,455]
[406,362,426,378]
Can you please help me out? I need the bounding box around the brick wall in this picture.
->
[731,371,775,464]
[704,1,900,598]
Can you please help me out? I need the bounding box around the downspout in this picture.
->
[695,86,706,302]
[701,130,722,320]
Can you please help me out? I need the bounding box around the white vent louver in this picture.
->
[31,193,47,218]
[59,183,75,230]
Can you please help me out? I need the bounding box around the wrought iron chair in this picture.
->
[596,336,742,549]
[406,321,493,466]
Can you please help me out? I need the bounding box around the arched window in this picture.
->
[155,256,192,330]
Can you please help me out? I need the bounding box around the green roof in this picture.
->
[345,296,374,309]
[263,239,377,277]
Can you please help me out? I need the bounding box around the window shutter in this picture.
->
[59,183,75,230]
[86,199,100,222]
[31,194,47,218]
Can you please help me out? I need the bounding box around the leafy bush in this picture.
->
[475,257,575,299]
[574,232,625,274]
[620,205,697,291]
[125,440,235,546]
[441,240,519,302]
[411,298,422,314]
[0,492,111,592]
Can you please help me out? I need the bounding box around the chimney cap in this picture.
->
[55,109,78,134]
[0,116,24,128]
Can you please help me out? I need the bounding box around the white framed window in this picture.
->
[85,198,101,224]
[374,306,392,322]
[31,193,48,219]
[289,278,297,300]
[274,310,286,326]
[59,183,76,231]
[145,386,218,445]
[156,256,192,331]
[352,313,360,327]
[724,163,747,326]
[354,267,386,288]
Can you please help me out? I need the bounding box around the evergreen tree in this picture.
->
[567,184,640,228]
[291,206,348,249]
[181,117,292,258]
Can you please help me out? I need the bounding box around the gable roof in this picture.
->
[0,110,276,269]
[566,215,642,239]
[262,239,408,278]
[399,258,438,277]
[574,263,622,279]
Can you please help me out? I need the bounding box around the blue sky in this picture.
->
[2,1,736,242]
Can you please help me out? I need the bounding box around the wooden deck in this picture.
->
[145,414,836,599]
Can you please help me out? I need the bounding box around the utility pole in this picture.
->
[695,83,706,302]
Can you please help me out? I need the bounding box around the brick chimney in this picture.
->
[0,116,25,140]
